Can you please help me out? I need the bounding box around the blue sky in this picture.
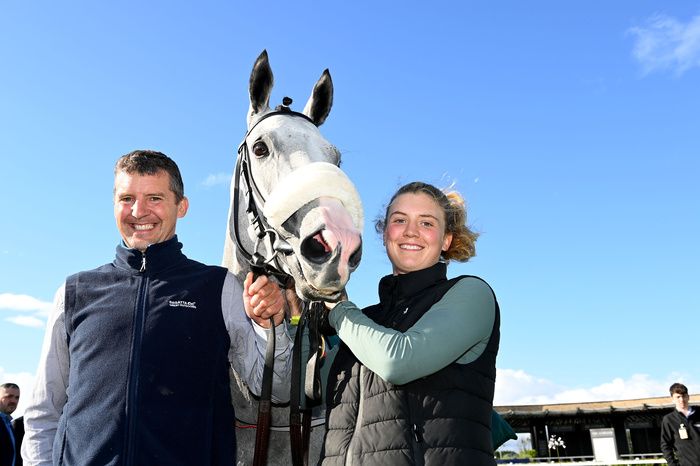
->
[2,1,699,418]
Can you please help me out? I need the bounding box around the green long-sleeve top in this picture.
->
[327,276,496,385]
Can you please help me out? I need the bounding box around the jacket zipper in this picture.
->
[125,251,148,465]
[344,365,366,466]
[408,392,425,466]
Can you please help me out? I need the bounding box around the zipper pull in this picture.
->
[140,253,146,272]
[412,424,424,443]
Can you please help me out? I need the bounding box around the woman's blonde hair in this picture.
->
[375,181,478,262]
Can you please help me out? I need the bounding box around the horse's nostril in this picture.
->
[348,241,362,269]
[301,231,332,264]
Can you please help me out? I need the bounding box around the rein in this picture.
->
[234,105,325,466]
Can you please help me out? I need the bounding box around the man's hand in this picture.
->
[243,272,285,328]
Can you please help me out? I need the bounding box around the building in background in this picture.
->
[496,394,700,461]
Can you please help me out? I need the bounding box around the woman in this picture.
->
[320,181,500,466]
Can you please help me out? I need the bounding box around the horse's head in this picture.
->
[224,50,363,301]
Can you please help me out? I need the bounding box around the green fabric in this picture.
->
[492,410,517,449]
[329,277,495,385]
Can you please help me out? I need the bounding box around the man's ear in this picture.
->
[177,197,189,218]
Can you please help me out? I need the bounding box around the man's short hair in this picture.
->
[115,150,185,203]
[669,383,689,396]
[0,383,19,390]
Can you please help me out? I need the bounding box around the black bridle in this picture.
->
[233,103,326,466]
[232,104,316,282]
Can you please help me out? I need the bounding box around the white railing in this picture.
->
[498,456,667,465]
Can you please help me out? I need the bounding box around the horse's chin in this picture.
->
[295,280,344,302]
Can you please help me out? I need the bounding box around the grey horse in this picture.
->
[223,50,363,465]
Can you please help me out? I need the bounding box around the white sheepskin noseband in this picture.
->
[263,162,363,231]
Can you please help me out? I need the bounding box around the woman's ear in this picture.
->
[442,232,453,252]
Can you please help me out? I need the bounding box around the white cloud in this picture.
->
[629,12,700,75]
[0,367,36,419]
[202,172,231,187]
[495,369,564,405]
[5,315,46,328]
[0,293,51,328]
[495,369,696,405]
[0,293,52,315]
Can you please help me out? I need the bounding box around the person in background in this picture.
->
[22,150,292,466]
[0,383,20,466]
[11,417,23,466]
[661,383,700,466]
[319,181,500,465]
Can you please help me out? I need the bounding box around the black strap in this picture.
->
[289,302,325,466]
[301,410,312,466]
[232,137,292,284]
[237,108,321,465]
[289,308,308,466]
[232,154,253,263]
[253,316,275,466]
[304,303,324,401]
[252,265,276,466]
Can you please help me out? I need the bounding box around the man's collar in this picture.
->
[114,235,186,274]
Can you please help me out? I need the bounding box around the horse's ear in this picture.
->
[303,69,333,127]
[248,50,274,124]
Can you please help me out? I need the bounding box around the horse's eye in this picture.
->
[252,141,269,158]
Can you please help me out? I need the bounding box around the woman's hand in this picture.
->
[324,289,349,312]
[243,272,285,328]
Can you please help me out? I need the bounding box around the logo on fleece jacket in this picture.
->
[168,300,197,309]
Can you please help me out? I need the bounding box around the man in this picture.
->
[10,417,23,466]
[660,383,700,466]
[0,383,20,466]
[22,150,292,466]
